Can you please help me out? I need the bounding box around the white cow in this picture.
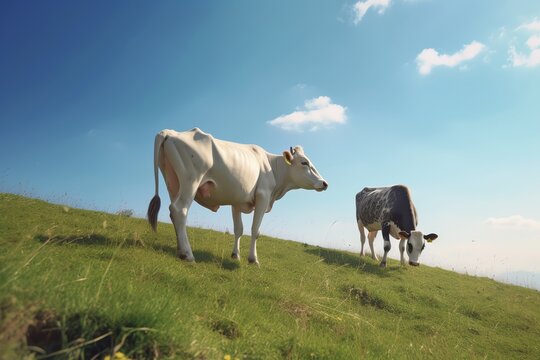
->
[147,128,328,264]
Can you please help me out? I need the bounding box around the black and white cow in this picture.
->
[355,185,438,268]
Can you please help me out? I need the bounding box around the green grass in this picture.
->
[1,193,539,359]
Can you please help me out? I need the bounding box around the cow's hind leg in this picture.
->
[231,206,243,260]
[368,231,378,261]
[163,141,199,262]
[380,222,391,268]
[169,183,198,262]
[357,219,366,256]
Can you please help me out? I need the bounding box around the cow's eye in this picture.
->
[301,161,309,166]
[421,243,425,251]
[407,243,412,253]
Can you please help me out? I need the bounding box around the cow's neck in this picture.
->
[268,153,299,202]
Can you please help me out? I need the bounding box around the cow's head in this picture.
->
[283,146,328,191]
[399,230,438,266]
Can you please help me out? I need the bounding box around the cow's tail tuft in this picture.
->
[147,195,161,232]
[147,132,167,231]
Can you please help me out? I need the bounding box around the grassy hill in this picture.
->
[1,193,539,359]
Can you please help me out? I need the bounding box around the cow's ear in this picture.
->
[424,233,438,242]
[399,231,410,239]
[283,150,293,165]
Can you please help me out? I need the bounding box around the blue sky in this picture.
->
[1,1,540,287]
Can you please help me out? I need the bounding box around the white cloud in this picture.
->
[268,96,347,132]
[526,34,540,50]
[517,19,540,32]
[508,46,540,67]
[353,0,391,24]
[416,41,486,75]
[508,20,540,68]
[484,215,540,230]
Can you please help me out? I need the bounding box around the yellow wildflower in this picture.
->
[104,352,129,360]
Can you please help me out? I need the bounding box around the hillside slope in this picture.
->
[1,193,539,359]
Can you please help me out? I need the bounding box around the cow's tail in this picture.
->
[147,132,167,231]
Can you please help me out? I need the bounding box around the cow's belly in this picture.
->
[195,184,255,211]
[363,221,402,240]
[365,222,381,232]
[194,168,259,212]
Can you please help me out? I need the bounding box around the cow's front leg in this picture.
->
[248,194,269,265]
[231,206,243,260]
[380,222,391,268]
[399,238,406,266]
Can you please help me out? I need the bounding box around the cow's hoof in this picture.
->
[179,253,196,262]
[231,252,240,260]
[247,257,259,266]
[379,261,387,268]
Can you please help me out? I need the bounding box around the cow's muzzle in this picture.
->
[409,261,420,266]
[316,181,329,192]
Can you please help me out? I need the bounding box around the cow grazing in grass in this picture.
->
[355,185,438,268]
[147,128,328,264]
